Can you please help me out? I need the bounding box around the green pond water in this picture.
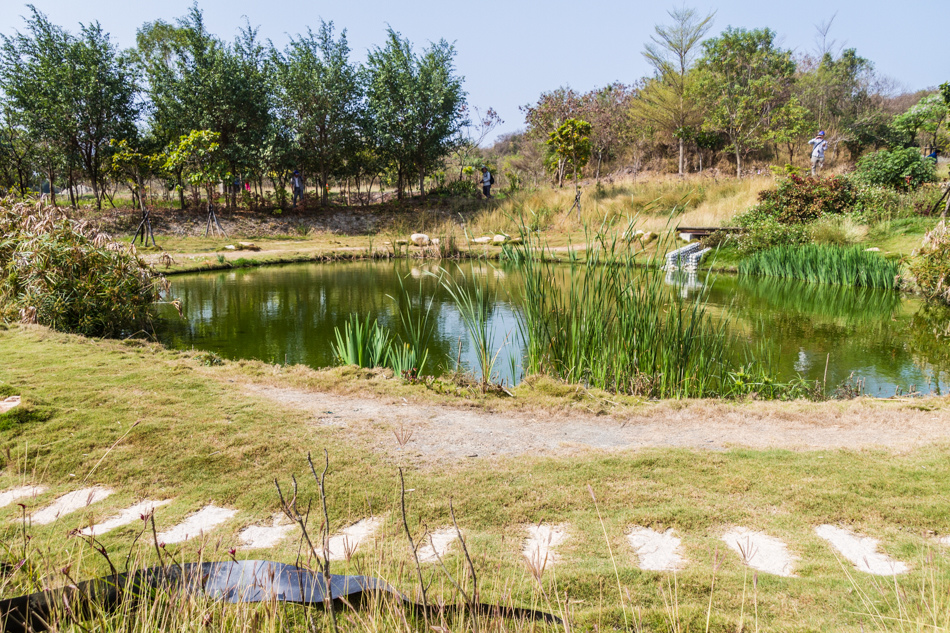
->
[156,261,950,397]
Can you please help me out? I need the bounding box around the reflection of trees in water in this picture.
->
[907,303,950,388]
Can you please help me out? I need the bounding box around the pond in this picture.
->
[155,261,950,397]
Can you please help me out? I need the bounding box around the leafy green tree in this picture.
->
[0,7,138,208]
[639,6,715,174]
[546,118,592,202]
[0,101,38,195]
[365,29,466,199]
[141,7,271,210]
[163,130,228,206]
[697,27,795,177]
[891,93,947,149]
[274,22,363,206]
[767,97,815,164]
[520,87,582,186]
[583,83,635,179]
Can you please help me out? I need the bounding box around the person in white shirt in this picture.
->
[481,166,492,199]
[808,131,828,177]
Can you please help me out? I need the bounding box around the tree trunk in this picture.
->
[47,165,56,206]
[177,169,186,210]
[734,144,742,178]
[678,138,685,175]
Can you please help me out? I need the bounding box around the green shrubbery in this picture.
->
[0,200,166,336]
[909,220,950,303]
[854,147,938,190]
[755,174,858,223]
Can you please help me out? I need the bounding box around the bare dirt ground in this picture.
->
[243,384,950,462]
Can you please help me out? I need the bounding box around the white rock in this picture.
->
[523,523,567,571]
[81,499,172,536]
[722,527,797,577]
[319,517,384,561]
[431,237,440,245]
[157,505,237,544]
[815,524,909,575]
[418,527,458,563]
[32,487,113,525]
[865,247,880,252]
[492,234,508,244]
[472,236,493,244]
[0,396,20,414]
[410,233,430,246]
[0,485,47,509]
[627,527,686,571]
[224,245,236,250]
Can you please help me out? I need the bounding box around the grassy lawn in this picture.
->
[2,324,950,631]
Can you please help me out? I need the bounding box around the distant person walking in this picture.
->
[809,131,828,177]
[291,170,304,207]
[481,166,493,199]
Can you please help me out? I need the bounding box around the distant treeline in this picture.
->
[501,9,947,184]
[0,6,468,209]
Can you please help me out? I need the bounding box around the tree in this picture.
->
[365,29,466,199]
[891,93,947,150]
[521,87,583,186]
[546,118,591,210]
[697,27,795,177]
[583,83,635,179]
[767,97,814,164]
[640,6,715,174]
[0,7,138,208]
[274,22,363,206]
[0,102,38,195]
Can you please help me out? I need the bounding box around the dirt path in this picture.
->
[243,384,950,462]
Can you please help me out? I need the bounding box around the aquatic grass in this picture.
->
[331,314,391,369]
[739,244,901,289]
[510,221,735,398]
[437,267,503,392]
[388,273,435,377]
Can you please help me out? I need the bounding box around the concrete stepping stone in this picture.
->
[320,517,384,561]
[157,505,237,544]
[32,487,113,525]
[627,527,686,571]
[815,524,909,575]
[419,527,458,564]
[523,523,567,570]
[0,485,47,509]
[80,499,172,536]
[722,527,797,577]
[939,535,950,547]
[239,515,296,549]
[0,396,21,414]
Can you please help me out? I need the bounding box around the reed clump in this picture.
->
[511,223,734,398]
[0,200,166,336]
[738,244,901,289]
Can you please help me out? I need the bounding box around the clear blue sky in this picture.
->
[3,0,948,141]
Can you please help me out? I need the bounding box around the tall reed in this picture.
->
[738,244,901,289]
[511,221,733,398]
[438,267,502,391]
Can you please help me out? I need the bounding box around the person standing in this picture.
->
[291,170,304,207]
[808,131,828,177]
[480,166,493,199]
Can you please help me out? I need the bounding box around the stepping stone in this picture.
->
[0,396,20,414]
[939,535,950,547]
[815,524,909,575]
[722,527,796,577]
[239,515,296,549]
[32,487,113,525]
[80,499,172,536]
[523,523,568,571]
[0,485,47,509]
[320,517,384,561]
[627,527,686,571]
[157,505,237,544]
[418,527,458,564]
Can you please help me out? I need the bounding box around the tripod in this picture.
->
[205,200,228,238]
[131,194,157,247]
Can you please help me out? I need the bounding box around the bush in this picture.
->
[854,147,938,191]
[909,220,950,303]
[0,201,167,337]
[755,175,858,224]
[733,205,809,253]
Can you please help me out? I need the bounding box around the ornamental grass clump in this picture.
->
[738,244,901,289]
[0,200,167,337]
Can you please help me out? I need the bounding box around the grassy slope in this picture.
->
[2,325,950,631]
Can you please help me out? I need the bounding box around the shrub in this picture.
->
[755,175,858,224]
[909,220,950,303]
[808,215,868,246]
[0,201,166,337]
[733,205,809,253]
[854,147,938,191]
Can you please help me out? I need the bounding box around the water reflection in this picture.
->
[156,261,950,397]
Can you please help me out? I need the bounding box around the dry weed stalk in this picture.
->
[393,425,413,448]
